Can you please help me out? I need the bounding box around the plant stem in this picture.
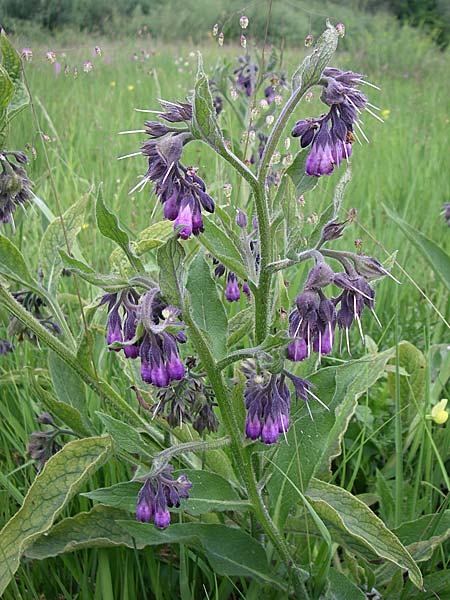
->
[183,307,304,588]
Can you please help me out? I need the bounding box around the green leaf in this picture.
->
[25,506,135,559]
[31,377,92,437]
[286,151,319,198]
[95,184,143,273]
[199,215,248,281]
[384,205,450,291]
[292,23,339,91]
[96,412,154,458]
[118,521,281,586]
[393,511,450,563]
[39,191,90,292]
[327,568,366,600]
[0,64,14,113]
[186,252,228,360]
[0,31,29,121]
[268,350,395,528]
[59,250,129,291]
[305,478,423,589]
[83,469,250,516]
[0,233,36,287]
[191,53,225,151]
[387,341,426,425]
[48,351,86,413]
[157,237,185,306]
[135,220,174,255]
[227,306,253,348]
[0,436,112,596]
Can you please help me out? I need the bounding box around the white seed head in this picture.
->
[212,23,219,36]
[218,32,224,46]
[265,115,275,126]
[240,34,247,48]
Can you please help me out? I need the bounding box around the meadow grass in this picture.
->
[0,14,449,599]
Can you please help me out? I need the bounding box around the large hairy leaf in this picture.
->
[186,252,228,360]
[83,469,250,516]
[157,237,186,306]
[39,191,90,292]
[0,436,112,595]
[306,479,423,589]
[118,521,281,586]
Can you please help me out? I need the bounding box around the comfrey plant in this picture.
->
[0,24,427,598]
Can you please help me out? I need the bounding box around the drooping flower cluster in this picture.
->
[101,288,186,388]
[288,257,384,361]
[129,100,214,239]
[0,339,13,355]
[244,369,320,445]
[0,151,33,226]
[292,67,379,177]
[28,412,77,471]
[136,465,192,528]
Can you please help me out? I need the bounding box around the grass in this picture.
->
[0,8,449,600]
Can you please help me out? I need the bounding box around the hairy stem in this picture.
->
[184,306,300,581]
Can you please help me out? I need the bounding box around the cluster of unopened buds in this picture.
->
[292,67,382,177]
[136,465,192,528]
[101,288,186,388]
[287,254,389,361]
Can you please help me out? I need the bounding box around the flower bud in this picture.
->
[304,34,313,47]
[240,15,249,29]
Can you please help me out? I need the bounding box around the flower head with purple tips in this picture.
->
[136,465,192,528]
[292,67,380,177]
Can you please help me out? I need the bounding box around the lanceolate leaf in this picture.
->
[291,23,339,91]
[0,436,113,596]
[48,351,86,413]
[59,250,129,291]
[157,237,186,306]
[186,252,228,360]
[199,215,248,281]
[0,31,29,121]
[96,412,155,458]
[191,53,225,151]
[118,521,281,587]
[305,478,423,589]
[95,184,144,273]
[82,470,250,516]
[0,64,14,112]
[384,204,450,291]
[39,191,90,292]
[25,506,134,559]
[0,233,36,287]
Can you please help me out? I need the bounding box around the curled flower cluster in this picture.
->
[443,203,450,227]
[244,369,319,445]
[0,339,13,355]
[134,101,214,239]
[0,151,33,226]
[101,288,186,388]
[292,67,378,177]
[9,288,61,343]
[288,257,384,361]
[152,371,219,434]
[28,413,77,471]
[136,465,192,528]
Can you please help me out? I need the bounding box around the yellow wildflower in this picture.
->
[381,109,390,120]
[428,399,448,425]
[110,80,116,87]
[127,85,135,91]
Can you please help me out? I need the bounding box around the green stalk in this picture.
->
[184,308,308,597]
